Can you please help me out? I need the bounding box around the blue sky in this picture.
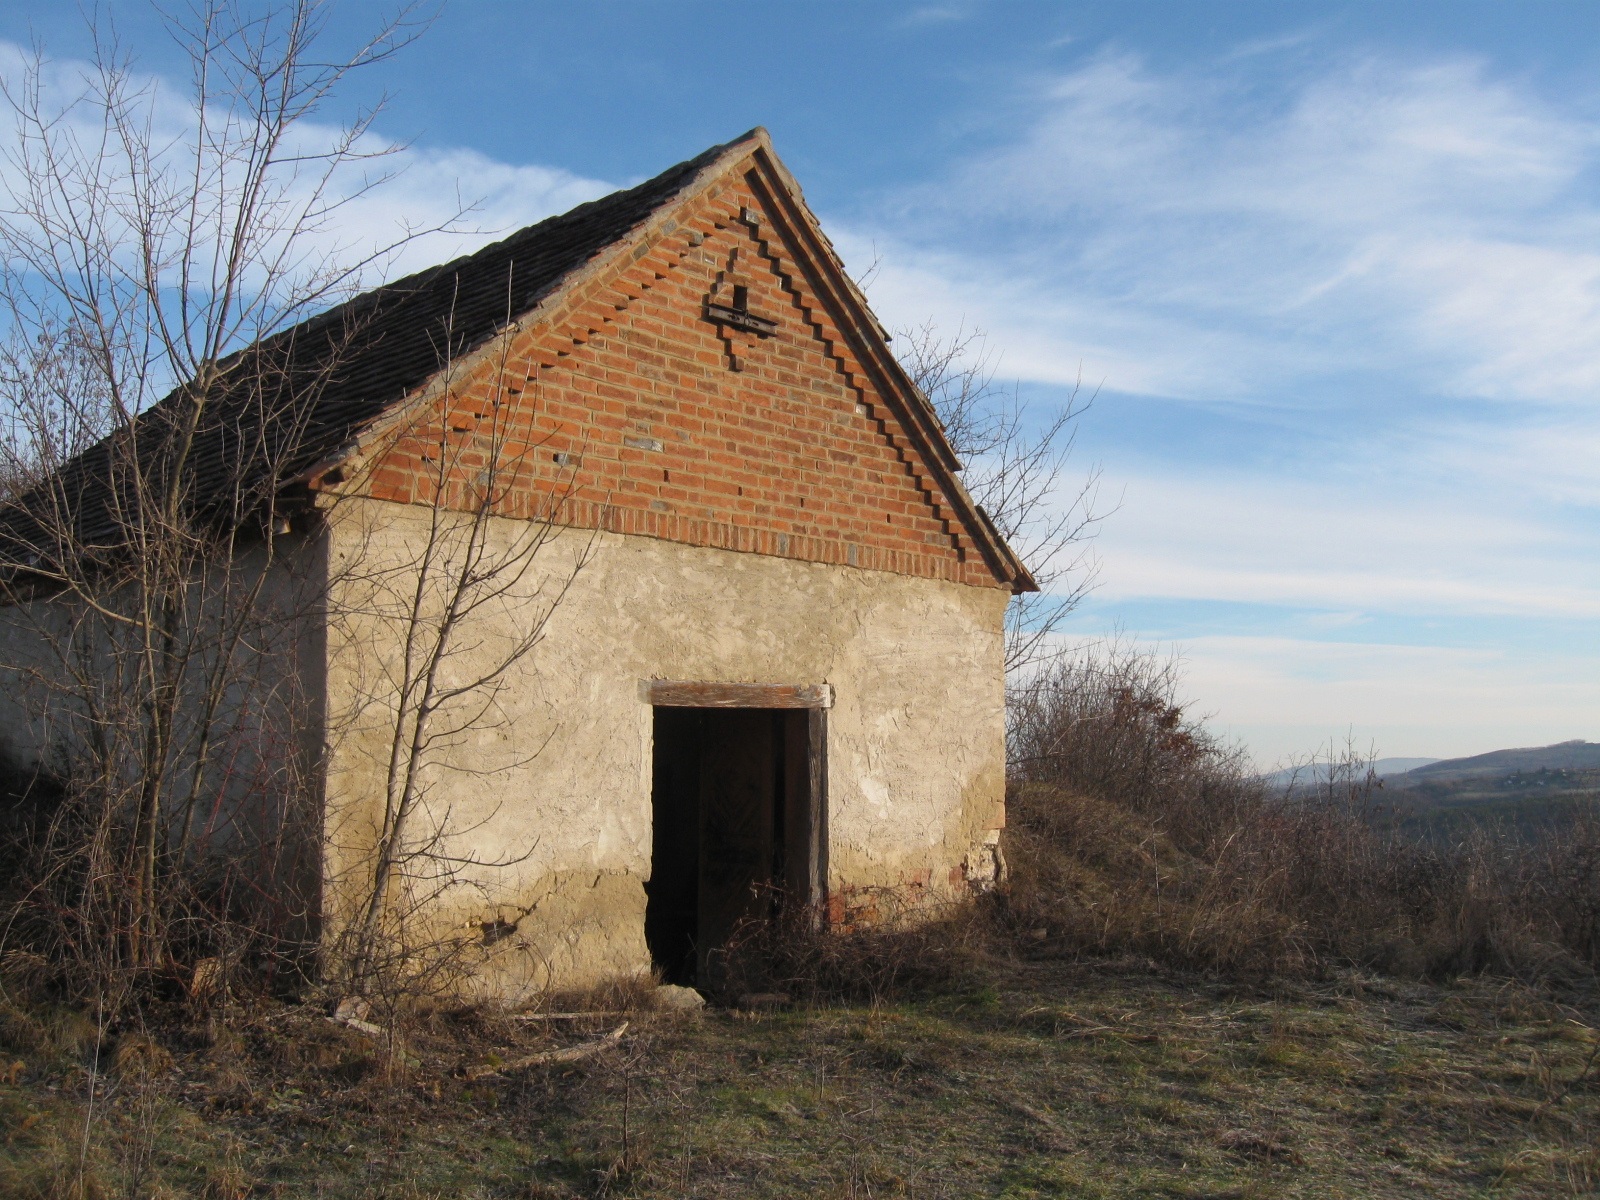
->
[5,1,1599,765]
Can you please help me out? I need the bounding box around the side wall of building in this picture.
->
[0,534,328,940]
[319,496,1008,999]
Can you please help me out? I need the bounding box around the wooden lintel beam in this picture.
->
[646,680,834,709]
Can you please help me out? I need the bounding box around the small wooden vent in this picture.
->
[704,299,777,338]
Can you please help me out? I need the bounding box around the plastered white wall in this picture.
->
[320,496,1009,998]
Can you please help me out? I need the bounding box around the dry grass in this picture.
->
[0,965,1596,1198]
[4,649,1598,1196]
[1001,647,1600,984]
[709,898,994,1009]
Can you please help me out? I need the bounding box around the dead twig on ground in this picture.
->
[461,1020,629,1080]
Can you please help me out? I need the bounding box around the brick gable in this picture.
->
[352,151,1024,592]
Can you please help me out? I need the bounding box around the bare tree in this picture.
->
[0,321,116,498]
[896,321,1104,672]
[320,318,594,998]
[0,0,437,996]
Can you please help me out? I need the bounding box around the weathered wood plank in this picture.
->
[647,680,833,709]
[806,706,829,919]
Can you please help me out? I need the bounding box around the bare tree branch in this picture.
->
[895,321,1109,673]
[0,0,451,1001]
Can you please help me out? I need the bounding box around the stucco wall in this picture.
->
[0,596,66,773]
[0,535,327,936]
[320,496,1008,999]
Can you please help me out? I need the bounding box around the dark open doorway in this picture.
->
[645,699,826,986]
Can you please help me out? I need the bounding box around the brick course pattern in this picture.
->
[356,164,1008,591]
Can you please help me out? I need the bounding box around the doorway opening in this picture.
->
[645,703,825,986]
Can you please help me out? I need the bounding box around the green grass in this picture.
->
[1,964,1596,1198]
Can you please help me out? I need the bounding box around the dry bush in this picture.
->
[713,892,997,1006]
[1001,644,1600,985]
[0,757,307,1015]
[0,1157,108,1200]
[528,974,664,1018]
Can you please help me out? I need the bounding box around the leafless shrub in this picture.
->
[320,334,592,1003]
[713,890,996,1006]
[1001,642,1600,985]
[896,322,1104,672]
[0,0,595,1030]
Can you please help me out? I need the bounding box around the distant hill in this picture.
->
[1368,739,1600,842]
[1259,742,1600,843]
[1389,739,1600,787]
[1259,757,1439,787]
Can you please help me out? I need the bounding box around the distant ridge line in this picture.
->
[1397,739,1600,785]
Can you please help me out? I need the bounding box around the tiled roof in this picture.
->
[1,129,1035,593]
[2,132,757,559]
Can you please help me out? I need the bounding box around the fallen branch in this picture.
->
[462,1021,629,1080]
[512,1011,630,1021]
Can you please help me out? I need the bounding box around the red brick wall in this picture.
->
[358,163,1006,591]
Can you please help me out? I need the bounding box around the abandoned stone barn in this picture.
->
[0,129,1033,997]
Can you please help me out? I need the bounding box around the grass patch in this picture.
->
[0,964,1595,1198]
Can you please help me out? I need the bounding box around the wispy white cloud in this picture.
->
[321,145,611,280]
[1219,29,1324,63]
[1434,418,1600,508]
[851,51,1600,408]
[1096,471,1600,619]
[845,46,1600,756]
[0,39,613,301]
